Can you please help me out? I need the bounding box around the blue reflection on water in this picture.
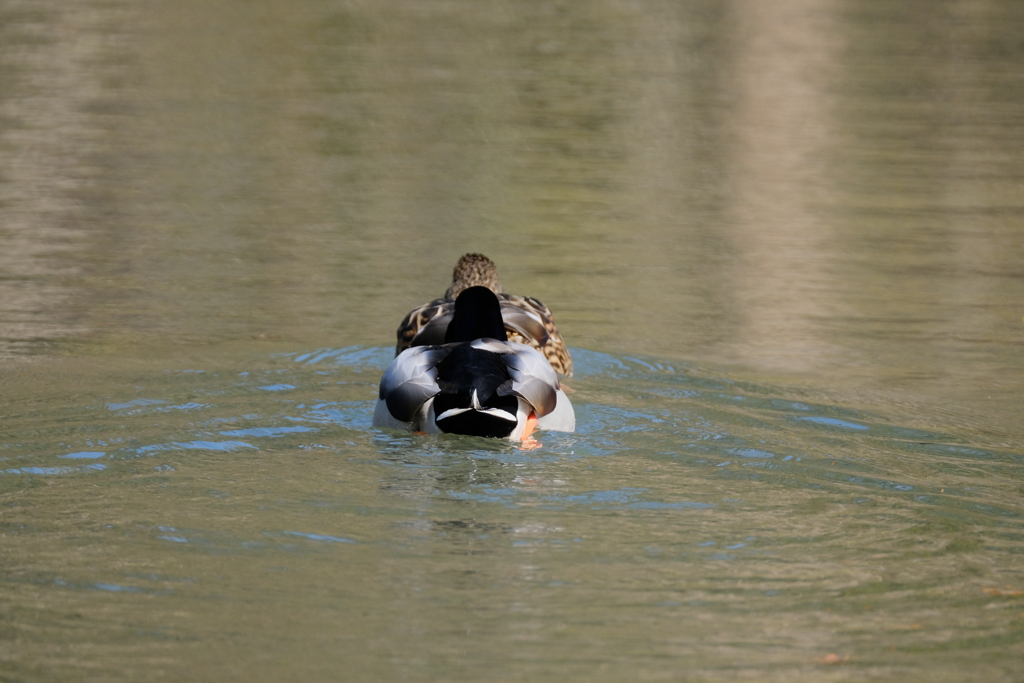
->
[159,535,189,543]
[280,531,357,544]
[258,384,296,392]
[5,464,106,475]
[107,398,167,410]
[135,441,258,454]
[220,426,318,438]
[94,583,143,593]
[795,416,869,430]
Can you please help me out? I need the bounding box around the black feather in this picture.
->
[432,345,518,437]
[444,287,508,343]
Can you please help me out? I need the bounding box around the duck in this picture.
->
[374,286,575,440]
[395,253,573,376]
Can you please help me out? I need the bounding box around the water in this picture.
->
[2,0,1024,680]
[3,346,1022,680]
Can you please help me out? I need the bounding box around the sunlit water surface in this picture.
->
[2,0,1024,680]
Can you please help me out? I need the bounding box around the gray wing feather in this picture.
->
[498,303,549,343]
[379,346,448,422]
[477,340,560,417]
[409,308,453,347]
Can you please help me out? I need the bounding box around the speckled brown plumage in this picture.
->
[395,254,573,376]
[444,253,504,299]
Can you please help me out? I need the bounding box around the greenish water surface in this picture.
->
[1,1,1023,681]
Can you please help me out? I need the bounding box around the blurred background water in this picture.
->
[1,0,1022,680]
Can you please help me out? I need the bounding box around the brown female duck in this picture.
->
[395,253,573,376]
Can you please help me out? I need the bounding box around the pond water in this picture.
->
[1,0,1023,681]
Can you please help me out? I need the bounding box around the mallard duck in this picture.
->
[374,286,575,439]
[395,253,573,376]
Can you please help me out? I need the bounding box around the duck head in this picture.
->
[445,253,504,299]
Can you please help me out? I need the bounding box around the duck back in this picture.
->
[432,345,519,437]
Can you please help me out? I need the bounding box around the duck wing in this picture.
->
[378,346,449,423]
[499,295,573,377]
[469,340,561,418]
[395,297,448,354]
[495,341,575,432]
[407,309,452,347]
